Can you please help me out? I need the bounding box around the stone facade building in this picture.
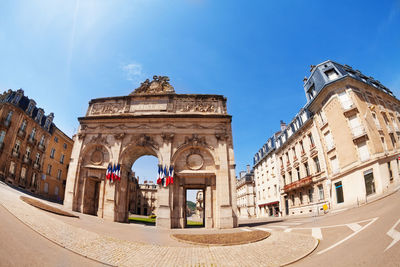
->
[236,165,256,218]
[254,61,400,216]
[136,181,157,216]
[0,89,73,202]
[64,76,238,229]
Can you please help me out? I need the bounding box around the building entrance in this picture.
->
[185,188,205,228]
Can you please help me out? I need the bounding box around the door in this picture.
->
[285,196,289,215]
[335,181,344,203]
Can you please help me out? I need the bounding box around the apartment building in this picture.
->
[236,165,256,218]
[254,61,400,216]
[0,89,73,202]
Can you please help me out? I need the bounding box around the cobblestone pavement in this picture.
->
[0,183,317,267]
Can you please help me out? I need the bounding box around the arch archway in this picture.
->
[64,76,238,229]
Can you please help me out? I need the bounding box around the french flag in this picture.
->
[106,163,112,180]
[169,165,174,185]
[163,166,167,187]
[116,164,121,180]
[156,165,162,185]
[112,164,116,181]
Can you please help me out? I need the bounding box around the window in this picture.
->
[14,140,21,153]
[60,154,64,164]
[325,68,339,80]
[299,191,303,204]
[35,153,41,165]
[388,162,393,181]
[338,91,353,110]
[288,171,292,183]
[54,136,58,143]
[318,185,324,200]
[382,113,389,125]
[364,170,375,196]
[9,161,15,174]
[372,113,381,129]
[20,120,27,131]
[348,115,364,137]
[308,133,315,148]
[44,119,51,130]
[63,143,67,150]
[5,111,13,121]
[31,173,37,187]
[21,167,26,179]
[304,162,310,176]
[274,185,277,197]
[300,140,305,154]
[36,110,43,122]
[39,136,45,146]
[330,156,339,174]
[296,167,300,180]
[335,181,344,203]
[54,186,59,196]
[47,164,52,175]
[318,110,327,125]
[26,147,31,158]
[389,133,396,148]
[291,194,295,206]
[308,188,313,203]
[357,141,370,162]
[27,102,34,114]
[44,183,49,193]
[307,84,316,100]
[313,157,321,173]
[30,128,36,140]
[381,137,387,151]
[283,174,286,185]
[0,130,5,143]
[324,131,334,150]
[50,148,55,159]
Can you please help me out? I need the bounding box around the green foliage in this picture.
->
[186,201,196,211]
[187,220,203,226]
[149,214,157,219]
[129,217,156,225]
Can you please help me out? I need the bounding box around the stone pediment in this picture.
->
[131,75,175,95]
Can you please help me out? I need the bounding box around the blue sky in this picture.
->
[1,1,400,192]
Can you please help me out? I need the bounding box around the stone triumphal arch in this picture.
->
[64,76,238,228]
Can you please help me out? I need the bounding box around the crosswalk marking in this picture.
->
[385,218,400,252]
[312,228,323,240]
[255,227,273,232]
[346,223,362,232]
[268,225,289,229]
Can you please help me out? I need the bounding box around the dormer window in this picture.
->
[27,102,34,114]
[44,119,51,130]
[13,93,22,104]
[36,110,43,123]
[307,84,316,100]
[325,68,339,80]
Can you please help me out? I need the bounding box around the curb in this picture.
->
[280,238,320,267]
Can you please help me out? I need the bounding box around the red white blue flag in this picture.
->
[157,165,162,185]
[169,165,174,185]
[106,163,112,180]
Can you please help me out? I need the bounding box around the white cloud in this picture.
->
[122,63,146,86]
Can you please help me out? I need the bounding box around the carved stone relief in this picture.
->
[90,102,125,115]
[90,148,104,165]
[186,149,204,170]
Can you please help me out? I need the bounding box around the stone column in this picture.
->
[205,184,213,228]
[64,133,84,210]
[215,134,235,229]
[156,133,174,228]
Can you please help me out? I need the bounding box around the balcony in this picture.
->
[310,143,316,151]
[38,143,45,151]
[17,129,26,138]
[33,163,40,170]
[283,176,312,192]
[351,125,368,143]
[23,155,31,164]
[293,156,298,162]
[342,102,359,117]
[12,150,20,158]
[387,125,394,133]
[28,137,37,145]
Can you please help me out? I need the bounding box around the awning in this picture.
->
[258,201,279,207]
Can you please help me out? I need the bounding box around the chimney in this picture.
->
[246,164,250,174]
[280,120,286,131]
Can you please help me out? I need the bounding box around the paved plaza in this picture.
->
[0,182,316,267]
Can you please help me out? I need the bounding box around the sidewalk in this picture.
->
[0,182,317,267]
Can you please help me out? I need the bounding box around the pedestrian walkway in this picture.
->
[0,182,317,267]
